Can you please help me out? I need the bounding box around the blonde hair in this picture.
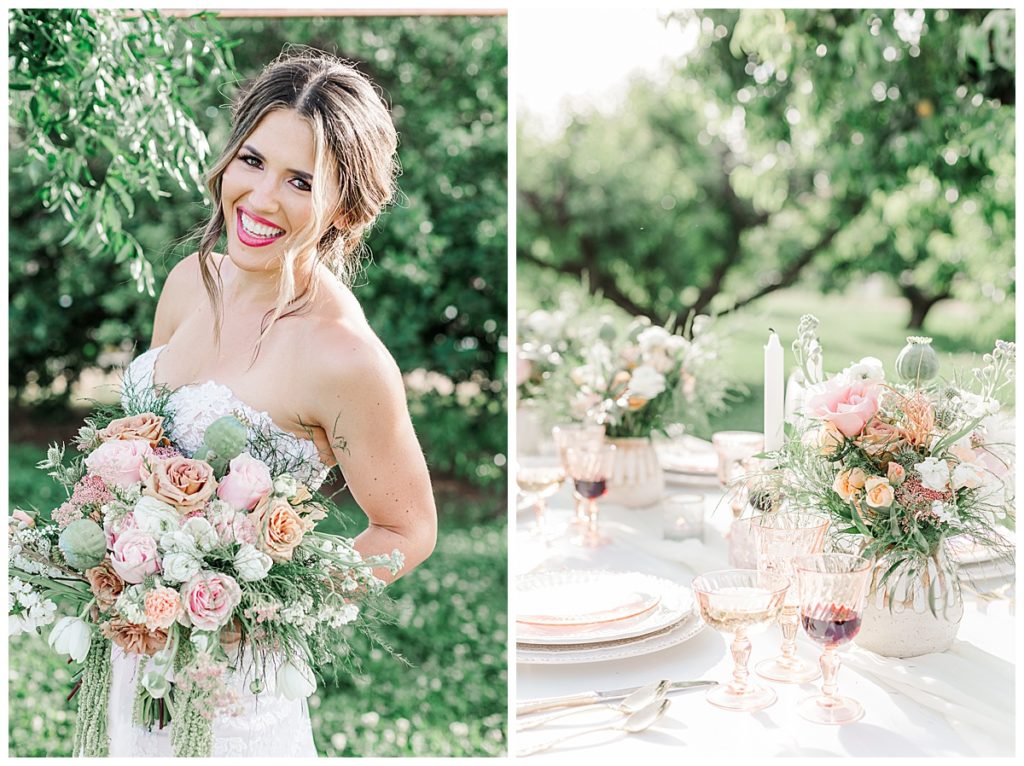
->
[197,48,399,344]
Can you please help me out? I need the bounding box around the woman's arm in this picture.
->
[310,335,437,582]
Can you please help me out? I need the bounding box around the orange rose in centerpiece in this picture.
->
[142,456,218,514]
[251,495,315,562]
[98,413,168,448]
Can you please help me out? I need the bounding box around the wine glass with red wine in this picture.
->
[793,553,873,724]
[565,444,616,547]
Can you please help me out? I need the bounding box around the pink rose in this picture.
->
[180,572,242,631]
[84,439,155,489]
[110,528,160,584]
[807,379,880,438]
[209,506,258,546]
[144,586,182,630]
[142,456,218,513]
[217,453,273,511]
[104,513,137,549]
[887,462,906,486]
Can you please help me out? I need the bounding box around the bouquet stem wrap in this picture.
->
[72,638,113,757]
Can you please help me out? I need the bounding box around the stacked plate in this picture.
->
[516,570,704,664]
[948,528,1016,595]
[655,436,719,484]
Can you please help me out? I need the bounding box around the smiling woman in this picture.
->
[102,50,436,757]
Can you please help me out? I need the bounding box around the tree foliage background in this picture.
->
[518,9,1014,339]
[9,9,508,490]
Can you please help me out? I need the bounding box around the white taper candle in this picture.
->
[764,330,785,452]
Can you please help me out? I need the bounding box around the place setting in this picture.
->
[514,308,1015,756]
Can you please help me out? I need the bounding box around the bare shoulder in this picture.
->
[303,280,405,409]
[152,252,218,345]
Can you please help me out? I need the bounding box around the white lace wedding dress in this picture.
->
[105,346,330,757]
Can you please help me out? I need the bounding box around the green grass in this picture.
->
[704,287,1013,434]
[7,443,507,757]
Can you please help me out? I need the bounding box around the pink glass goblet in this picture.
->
[752,511,829,683]
[691,569,790,712]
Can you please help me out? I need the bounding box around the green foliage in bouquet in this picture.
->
[763,316,1015,612]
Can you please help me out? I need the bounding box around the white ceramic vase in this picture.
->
[854,548,964,658]
[604,437,664,508]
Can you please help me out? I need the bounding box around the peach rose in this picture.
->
[144,586,182,630]
[856,417,905,459]
[143,456,218,514]
[101,618,168,656]
[832,467,868,502]
[818,421,845,456]
[84,439,155,489]
[217,453,273,511]
[251,496,314,563]
[887,462,906,486]
[864,476,895,509]
[180,571,242,631]
[85,560,125,612]
[98,413,167,447]
[808,379,880,438]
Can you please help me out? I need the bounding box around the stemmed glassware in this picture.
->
[564,444,616,547]
[552,423,605,525]
[691,570,790,712]
[793,554,873,724]
[515,465,566,538]
[752,511,829,683]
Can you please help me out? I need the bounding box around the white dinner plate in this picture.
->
[656,437,719,477]
[947,529,1015,566]
[516,610,706,665]
[516,570,694,645]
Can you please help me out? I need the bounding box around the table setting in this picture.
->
[513,314,1015,758]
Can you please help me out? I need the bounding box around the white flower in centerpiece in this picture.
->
[956,391,1000,419]
[48,616,92,662]
[841,357,885,383]
[637,326,672,354]
[951,461,987,490]
[931,501,959,526]
[276,659,317,700]
[234,544,273,582]
[915,457,950,492]
[625,365,666,400]
[132,497,180,537]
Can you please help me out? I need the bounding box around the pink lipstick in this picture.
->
[236,207,285,248]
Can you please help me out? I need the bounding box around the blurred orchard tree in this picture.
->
[9,10,508,489]
[518,9,1014,333]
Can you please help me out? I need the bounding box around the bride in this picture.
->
[107,51,437,757]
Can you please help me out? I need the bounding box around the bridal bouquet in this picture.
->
[9,386,402,758]
[766,316,1015,610]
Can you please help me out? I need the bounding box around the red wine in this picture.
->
[801,605,862,645]
[574,478,607,500]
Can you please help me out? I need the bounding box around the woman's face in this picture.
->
[220,108,337,274]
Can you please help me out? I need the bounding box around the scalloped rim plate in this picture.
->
[516,570,693,645]
[516,611,706,664]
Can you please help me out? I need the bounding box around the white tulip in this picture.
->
[48,616,92,663]
[234,545,273,582]
[276,659,317,701]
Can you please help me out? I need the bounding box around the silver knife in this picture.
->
[517,680,716,716]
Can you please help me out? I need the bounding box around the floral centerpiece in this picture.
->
[764,315,1014,655]
[8,384,402,757]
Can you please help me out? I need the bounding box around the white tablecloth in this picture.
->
[513,469,1016,758]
